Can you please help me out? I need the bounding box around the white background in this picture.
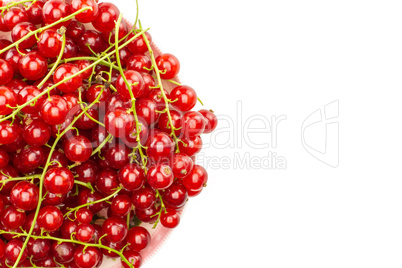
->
[113,0,402,267]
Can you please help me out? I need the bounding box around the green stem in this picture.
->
[0,0,35,11]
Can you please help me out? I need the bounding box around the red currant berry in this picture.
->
[60,220,78,239]
[198,109,218,133]
[40,95,69,125]
[72,160,99,184]
[126,226,151,252]
[19,146,45,169]
[5,239,28,264]
[170,85,197,112]
[38,29,63,58]
[131,186,156,210]
[118,163,145,192]
[127,54,152,73]
[37,205,64,232]
[19,51,47,81]
[0,121,20,145]
[52,241,75,264]
[27,238,51,261]
[44,167,75,195]
[0,205,26,229]
[42,0,72,27]
[172,153,194,179]
[77,30,108,55]
[135,98,159,125]
[86,84,111,106]
[66,20,85,41]
[121,250,142,268]
[3,7,29,31]
[102,217,128,243]
[127,31,152,55]
[34,256,58,267]
[27,0,45,25]
[42,191,66,206]
[76,208,93,224]
[160,208,180,228]
[11,22,37,49]
[62,37,78,59]
[147,164,174,190]
[158,109,183,137]
[5,79,27,94]
[17,86,46,114]
[178,135,203,156]
[110,194,132,217]
[96,168,119,195]
[141,72,156,93]
[155,53,180,80]
[0,59,14,85]
[122,117,149,148]
[182,165,208,192]
[91,2,120,33]
[10,181,39,211]
[147,88,169,108]
[105,107,135,138]
[104,143,130,169]
[53,63,83,93]
[0,166,18,194]
[76,223,95,242]
[146,131,175,161]
[64,135,93,163]
[3,47,24,75]
[0,148,9,169]
[71,0,99,23]
[115,70,145,100]
[163,182,188,209]
[183,111,206,137]
[74,107,99,130]
[73,245,102,268]
[22,119,51,147]
[0,86,17,115]
[134,205,158,223]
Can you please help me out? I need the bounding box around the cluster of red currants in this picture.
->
[0,0,218,268]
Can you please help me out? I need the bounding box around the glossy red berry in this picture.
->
[44,167,74,195]
[183,111,206,137]
[53,63,83,93]
[0,121,20,145]
[147,164,174,190]
[170,85,197,112]
[121,250,142,268]
[40,95,69,125]
[10,181,39,211]
[116,70,145,100]
[52,241,75,264]
[178,135,203,156]
[172,153,194,179]
[0,148,9,168]
[91,2,120,33]
[19,52,47,81]
[96,168,119,195]
[38,29,63,58]
[42,192,66,206]
[106,92,131,112]
[155,53,180,80]
[27,0,45,25]
[3,7,29,31]
[126,226,151,252]
[71,0,99,23]
[0,59,14,85]
[134,205,158,223]
[66,20,85,41]
[22,119,51,147]
[60,220,78,239]
[131,186,156,210]
[146,131,175,161]
[110,194,132,217]
[160,208,180,228]
[73,245,102,268]
[127,54,152,73]
[11,22,37,49]
[0,86,17,115]
[0,205,26,229]
[17,86,46,114]
[72,160,98,184]
[102,217,128,243]
[158,109,183,137]
[76,223,95,242]
[105,108,135,138]
[27,238,51,261]
[127,31,152,55]
[0,165,19,193]
[64,135,93,163]
[37,205,64,232]
[122,117,149,148]
[19,146,45,169]
[163,182,188,209]
[135,98,159,125]
[74,107,99,130]
[76,208,93,224]
[182,165,208,192]
[5,239,28,264]
[77,30,107,55]
[42,0,72,27]
[5,79,27,94]
[118,163,145,192]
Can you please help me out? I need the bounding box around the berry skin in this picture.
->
[172,153,194,179]
[17,86,46,114]
[0,86,17,115]
[96,168,119,195]
[40,95,69,125]
[182,165,208,192]
[51,241,75,264]
[27,238,51,261]
[0,148,9,169]
[127,54,152,73]
[199,109,218,133]
[105,108,135,138]
[170,85,197,112]
[163,182,188,209]
[183,111,206,137]
[44,167,75,195]
[37,205,64,232]
[127,32,152,55]
[22,119,51,147]
[0,59,14,85]
[0,205,26,229]
[155,53,180,80]
[121,250,142,268]
[104,143,130,169]
[11,22,37,49]
[64,135,93,163]
[19,52,47,81]
[77,30,108,55]
[147,164,174,190]
[42,0,72,27]
[135,98,159,125]
[27,0,45,25]
[146,131,175,161]
[178,135,203,156]
[126,226,151,252]
[91,2,120,33]
[0,121,20,145]
[5,239,28,264]
[53,63,83,93]
[76,223,95,243]
[71,0,99,23]
[110,194,132,217]
[3,7,29,31]
[76,208,93,224]
[158,109,183,137]
[131,186,156,210]
[160,208,180,229]
[118,163,145,192]
[74,245,102,268]
[38,29,63,58]
[102,217,128,243]
[115,70,145,100]
[10,181,39,211]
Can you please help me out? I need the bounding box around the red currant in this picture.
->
[102,217,128,243]
[73,245,102,268]
[131,186,156,210]
[110,194,132,217]
[44,167,75,195]
[96,168,119,195]
[91,2,120,33]
[160,208,180,228]
[71,0,99,23]
[42,0,72,27]
[170,85,197,112]
[10,181,39,211]
[53,63,83,93]
[64,135,93,163]
[38,29,63,58]
[118,163,145,192]
[126,226,151,252]
[0,59,14,85]
[115,70,145,100]
[155,53,180,80]
[37,205,64,232]
[19,52,47,81]
[105,107,135,138]
[0,86,17,115]
[11,22,37,49]
[40,95,69,125]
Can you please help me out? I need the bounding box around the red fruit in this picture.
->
[76,208,93,224]
[38,29,63,58]
[53,63,83,93]
[0,59,14,85]
[19,52,47,81]
[76,223,95,242]
[172,153,194,179]
[22,119,51,147]
[178,135,203,156]
[158,109,183,137]
[104,143,130,169]
[37,205,64,232]
[0,121,20,144]
[52,241,75,264]
[182,165,208,192]
[147,164,174,190]
[72,160,99,184]
[11,22,37,49]
[0,148,9,169]
[0,166,19,194]
[10,181,39,211]
[18,146,45,170]
[17,86,46,114]
[3,7,29,31]
[0,205,26,229]
[71,0,99,23]
[27,0,45,25]
[73,245,102,268]
[44,167,75,195]
[5,239,28,264]
[160,208,180,228]
[126,226,151,252]
[96,168,119,195]
[105,108,135,138]
[66,20,85,41]
[42,0,72,27]
[40,95,69,125]
[131,187,156,210]
[127,31,152,55]
[170,85,197,112]
[127,54,152,73]
[0,86,17,115]
[102,217,128,243]
[163,182,188,209]
[134,205,158,223]
[77,30,108,55]
[155,53,180,80]
[183,111,206,137]
[118,163,145,192]
[110,194,132,217]
[27,238,51,261]
[135,98,159,125]
[115,70,145,100]
[64,135,93,163]
[122,117,149,148]
[146,131,175,161]
[121,250,142,268]
[91,2,120,33]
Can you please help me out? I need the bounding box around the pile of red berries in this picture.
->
[0,0,218,267]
